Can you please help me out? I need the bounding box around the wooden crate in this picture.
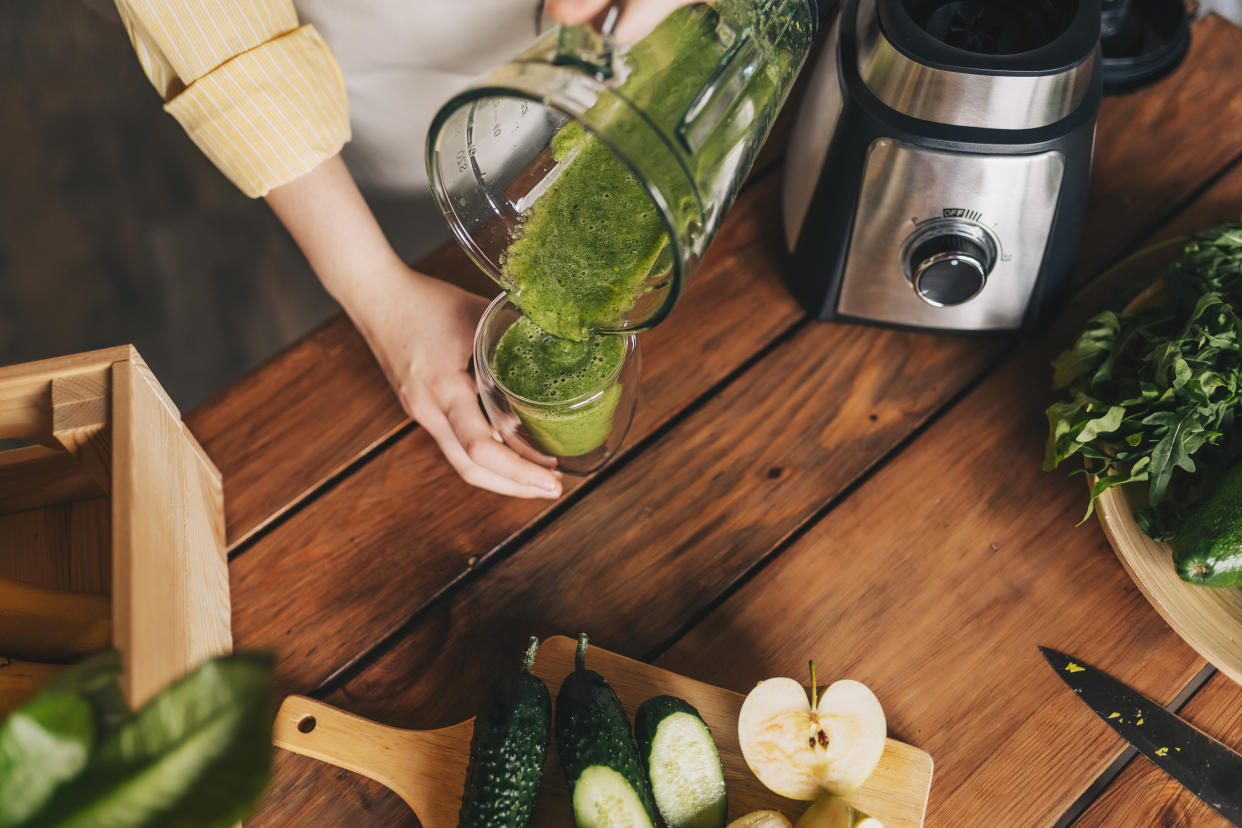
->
[0,345,230,706]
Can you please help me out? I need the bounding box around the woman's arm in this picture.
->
[115,0,561,498]
[545,0,701,42]
[266,156,563,499]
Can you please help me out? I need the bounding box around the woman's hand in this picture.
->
[350,264,564,498]
[545,0,700,43]
[265,154,563,499]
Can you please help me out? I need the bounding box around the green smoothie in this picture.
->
[501,3,812,341]
[492,315,627,457]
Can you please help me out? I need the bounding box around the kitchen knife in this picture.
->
[1040,647,1242,824]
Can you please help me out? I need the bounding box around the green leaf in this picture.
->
[1052,312,1118,388]
[1148,410,1199,504]
[1076,405,1126,443]
[1044,219,1242,537]
[0,693,94,826]
[26,652,275,828]
[1172,357,1193,389]
[42,652,128,735]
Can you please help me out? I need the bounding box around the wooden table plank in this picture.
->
[185,317,402,549]
[184,243,495,549]
[241,17,1242,826]
[1073,671,1242,827]
[227,171,805,693]
[654,157,1242,827]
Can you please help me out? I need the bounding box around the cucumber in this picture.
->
[634,695,727,828]
[1174,462,1242,587]
[556,634,655,828]
[458,637,552,828]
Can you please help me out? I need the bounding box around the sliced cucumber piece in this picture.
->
[572,765,655,827]
[635,696,726,828]
[556,635,655,828]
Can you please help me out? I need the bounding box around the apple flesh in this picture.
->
[728,811,792,828]
[794,797,852,828]
[794,796,884,828]
[738,674,886,800]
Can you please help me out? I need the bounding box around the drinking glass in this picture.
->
[474,294,640,474]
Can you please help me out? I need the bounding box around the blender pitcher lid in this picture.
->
[878,0,1102,73]
[1099,0,1189,94]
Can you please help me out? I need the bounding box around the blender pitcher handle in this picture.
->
[676,27,763,153]
[554,0,626,80]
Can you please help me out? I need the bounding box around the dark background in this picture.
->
[0,0,338,410]
[4,0,1240,410]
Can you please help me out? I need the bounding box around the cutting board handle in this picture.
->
[273,695,418,807]
[272,695,475,823]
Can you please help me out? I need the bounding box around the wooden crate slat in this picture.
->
[112,357,231,706]
[50,371,112,494]
[0,445,105,515]
[0,346,134,446]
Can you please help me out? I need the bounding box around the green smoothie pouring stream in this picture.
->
[501,4,813,341]
[481,3,813,459]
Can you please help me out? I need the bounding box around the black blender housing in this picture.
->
[785,0,1103,333]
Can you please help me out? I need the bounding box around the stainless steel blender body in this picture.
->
[782,0,1102,332]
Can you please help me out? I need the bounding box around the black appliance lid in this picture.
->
[878,0,1102,74]
[1100,0,1190,94]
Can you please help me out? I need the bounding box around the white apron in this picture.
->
[295,0,543,259]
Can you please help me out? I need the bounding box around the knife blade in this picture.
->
[1040,647,1242,824]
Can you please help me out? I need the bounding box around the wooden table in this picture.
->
[186,14,1242,826]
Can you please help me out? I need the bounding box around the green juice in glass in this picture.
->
[491,317,626,457]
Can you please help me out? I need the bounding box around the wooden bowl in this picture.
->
[1093,279,1242,684]
[1095,484,1242,684]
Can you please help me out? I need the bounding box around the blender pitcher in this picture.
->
[426,0,822,340]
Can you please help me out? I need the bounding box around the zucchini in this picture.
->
[556,634,655,828]
[634,695,727,828]
[1174,462,1242,587]
[458,637,552,828]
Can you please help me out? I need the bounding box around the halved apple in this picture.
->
[728,811,792,828]
[737,663,886,799]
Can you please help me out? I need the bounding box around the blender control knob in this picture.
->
[907,231,993,307]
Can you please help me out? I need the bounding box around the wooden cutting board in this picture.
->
[273,636,932,826]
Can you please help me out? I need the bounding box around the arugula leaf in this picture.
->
[1046,220,1242,538]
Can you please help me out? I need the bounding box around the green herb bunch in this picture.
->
[1044,221,1242,540]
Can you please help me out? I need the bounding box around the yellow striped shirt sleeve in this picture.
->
[113,0,350,197]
